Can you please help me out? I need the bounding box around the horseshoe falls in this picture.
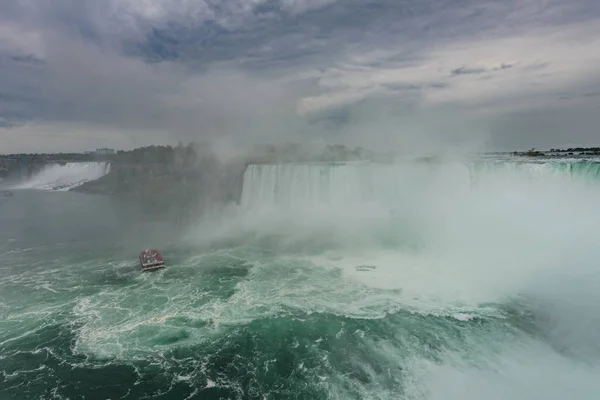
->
[240,162,472,208]
[240,160,600,208]
[2,158,600,399]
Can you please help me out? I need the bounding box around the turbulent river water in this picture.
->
[2,158,600,399]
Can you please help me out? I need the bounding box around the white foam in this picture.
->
[178,158,600,359]
[420,341,600,400]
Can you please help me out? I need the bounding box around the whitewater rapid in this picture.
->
[13,162,110,191]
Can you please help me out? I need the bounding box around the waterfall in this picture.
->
[14,162,111,191]
[240,162,471,208]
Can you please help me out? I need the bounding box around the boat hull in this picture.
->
[141,263,166,272]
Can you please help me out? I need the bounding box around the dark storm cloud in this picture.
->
[1,0,600,152]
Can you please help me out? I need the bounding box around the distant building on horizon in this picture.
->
[95,148,115,156]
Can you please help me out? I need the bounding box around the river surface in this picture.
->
[1,159,600,399]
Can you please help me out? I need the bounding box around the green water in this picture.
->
[2,162,600,399]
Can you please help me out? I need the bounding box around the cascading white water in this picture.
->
[240,162,472,208]
[240,160,600,210]
[15,162,111,191]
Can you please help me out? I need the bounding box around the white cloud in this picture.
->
[299,19,600,116]
[1,0,600,152]
[297,88,376,115]
[279,0,339,14]
[0,122,169,154]
[109,0,341,32]
[0,22,45,58]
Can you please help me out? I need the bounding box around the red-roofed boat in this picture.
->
[139,249,165,272]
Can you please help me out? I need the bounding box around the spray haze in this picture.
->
[163,157,600,399]
[187,159,600,364]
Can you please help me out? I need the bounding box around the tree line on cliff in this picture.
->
[2,141,394,166]
[65,141,394,221]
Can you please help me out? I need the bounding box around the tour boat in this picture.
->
[139,249,165,272]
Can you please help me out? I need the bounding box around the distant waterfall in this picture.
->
[14,162,111,191]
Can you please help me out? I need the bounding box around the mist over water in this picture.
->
[187,159,600,397]
[2,158,600,399]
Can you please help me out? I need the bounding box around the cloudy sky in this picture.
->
[1,0,600,154]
